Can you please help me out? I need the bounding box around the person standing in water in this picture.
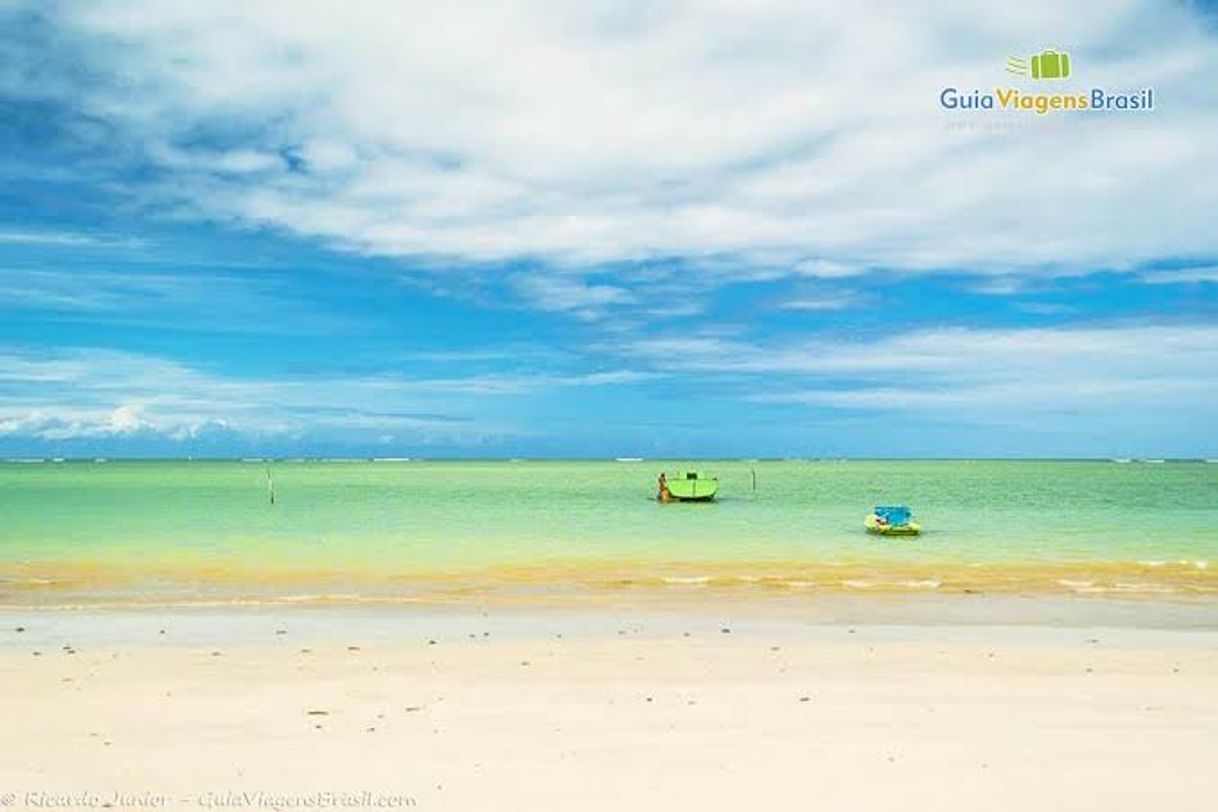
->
[657,472,671,503]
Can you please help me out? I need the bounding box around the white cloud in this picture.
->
[792,260,870,279]
[0,266,357,334]
[0,268,200,312]
[777,290,863,311]
[14,0,1216,284]
[106,403,147,433]
[146,144,286,175]
[1138,266,1218,284]
[621,324,1218,421]
[0,404,165,440]
[0,230,139,248]
[0,230,94,246]
[510,272,634,319]
[0,347,648,442]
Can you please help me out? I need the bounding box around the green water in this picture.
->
[1,460,1216,602]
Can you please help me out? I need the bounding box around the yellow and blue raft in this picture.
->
[865,505,921,536]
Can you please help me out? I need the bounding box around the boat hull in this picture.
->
[865,514,921,536]
[663,477,718,502]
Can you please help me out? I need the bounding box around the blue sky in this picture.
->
[1,0,1217,458]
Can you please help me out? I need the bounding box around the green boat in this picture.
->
[659,471,718,502]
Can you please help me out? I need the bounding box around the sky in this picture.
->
[1,0,1217,459]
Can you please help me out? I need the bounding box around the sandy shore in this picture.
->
[2,605,1216,811]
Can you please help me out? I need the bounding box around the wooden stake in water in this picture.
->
[751,467,756,491]
[266,464,276,505]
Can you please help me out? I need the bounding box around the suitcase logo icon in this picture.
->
[1006,50,1072,80]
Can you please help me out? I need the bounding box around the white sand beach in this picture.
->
[2,604,1216,811]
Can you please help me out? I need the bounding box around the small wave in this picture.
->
[841,578,940,590]
[1145,560,1210,570]
[1058,579,1095,591]
[841,579,874,589]
[661,576,711,585]
[902,579,941,589]
[6,577,63,587]
[1112,582,1178,594]
[1069,582,1180,595]
[275,593,417,604]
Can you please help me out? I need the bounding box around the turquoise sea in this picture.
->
[1,459,1215,606]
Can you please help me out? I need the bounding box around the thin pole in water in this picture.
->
[266,464,276,505]
[751,467,756,491]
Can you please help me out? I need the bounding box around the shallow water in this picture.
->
[1,459,1215,605]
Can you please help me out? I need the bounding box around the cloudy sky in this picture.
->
[1,0,1216,458]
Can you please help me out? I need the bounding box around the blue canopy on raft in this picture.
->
[873,506,912,525]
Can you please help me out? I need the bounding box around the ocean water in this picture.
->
[1,459,1215,606]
